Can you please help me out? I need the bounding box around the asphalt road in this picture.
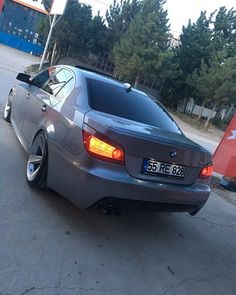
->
[0,44,40,110]
[0,45,236,295]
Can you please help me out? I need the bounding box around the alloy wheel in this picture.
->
[27,134,46,182]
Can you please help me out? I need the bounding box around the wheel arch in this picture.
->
[27,128,48,188]
[8,88,16,102]
[30,127,49,147]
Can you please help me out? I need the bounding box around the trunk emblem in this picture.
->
[170,150,177,158]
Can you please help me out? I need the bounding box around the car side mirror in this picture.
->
[16,73,32,84]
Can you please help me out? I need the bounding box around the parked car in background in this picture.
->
[4,66,213,215]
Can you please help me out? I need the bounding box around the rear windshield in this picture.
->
[87,78,181,133]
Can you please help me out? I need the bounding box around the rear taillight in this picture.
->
[199,165,213,179]
[83,126,124,165]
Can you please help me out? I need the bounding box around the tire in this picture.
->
[3,92,12,123]
[26,131,48,189]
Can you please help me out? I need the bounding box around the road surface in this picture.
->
[0,44,235,295]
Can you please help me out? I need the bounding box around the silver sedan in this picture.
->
[4,65,212,215]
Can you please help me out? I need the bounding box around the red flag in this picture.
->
[213,114,236,177]
[0,0,4,14]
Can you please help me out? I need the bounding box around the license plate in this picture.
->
[143,159,186,178]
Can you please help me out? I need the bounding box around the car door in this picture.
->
[21,67,75,150]
[11,69,50,149]
[11,83,31,138]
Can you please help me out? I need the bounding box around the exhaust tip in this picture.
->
[114,208,123,217]
[102,206,114,216]
[102,206,123,216]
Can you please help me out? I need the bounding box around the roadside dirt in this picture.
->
[171,113,224,143]
[171,113,236,205]
[211,176,236,206]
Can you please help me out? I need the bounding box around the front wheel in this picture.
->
[26,131,48,189]
[3,92,12,122]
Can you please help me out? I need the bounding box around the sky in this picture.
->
[82,0,236,37]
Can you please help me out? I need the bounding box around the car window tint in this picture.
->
[56,76,75,101]
[87,79,181,133]
[43,68,74,97]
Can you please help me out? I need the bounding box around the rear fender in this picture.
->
[41,111,84,155]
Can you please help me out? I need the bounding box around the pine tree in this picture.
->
[176,11,213,77]
[213,7,236,57]
[87,14,108,55]
[187,52,236,128]
[106,0,141,52]
[113,0,170,85]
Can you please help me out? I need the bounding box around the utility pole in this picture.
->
[50,42,57,66]
[39,0,68,71]
[39,14,57,71]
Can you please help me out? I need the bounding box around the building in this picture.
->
[0,0,47,55]
[0,0,4,13]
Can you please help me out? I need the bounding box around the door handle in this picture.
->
[41,105,48,112]
[26,93,31,99]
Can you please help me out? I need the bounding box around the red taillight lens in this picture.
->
[199,165,213,179]
[83,127,124,165]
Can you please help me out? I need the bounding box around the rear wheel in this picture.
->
[26,132,48,189]
[3,91,12,123]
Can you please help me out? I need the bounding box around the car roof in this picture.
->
[56,64,148,97]
[80,69,123,87]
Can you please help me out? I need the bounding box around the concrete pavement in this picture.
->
[0,44,40,110]
[0,45,236,295]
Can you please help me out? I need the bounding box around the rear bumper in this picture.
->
[47,139,211,214]
[91,197,207,215]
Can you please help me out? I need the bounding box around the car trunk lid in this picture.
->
[84,111,212,185]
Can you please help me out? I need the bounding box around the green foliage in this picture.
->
[187,52,236,127]
[159,53,183,107]
[87,14,108,55]
[106,0,141,52]
[60,1,93,54]
[213,7,236,57]
[176,11,213,76]
[187,52,236,107]
[113,0,170,84]
[165,6,236,111]
[38,0,108,57]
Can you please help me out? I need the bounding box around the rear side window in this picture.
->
[31,69,51,89]
[44,68,74,97]
[87,79,181,133]
[56,75,75,101]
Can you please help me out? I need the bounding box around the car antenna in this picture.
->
[124,83,132,92]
